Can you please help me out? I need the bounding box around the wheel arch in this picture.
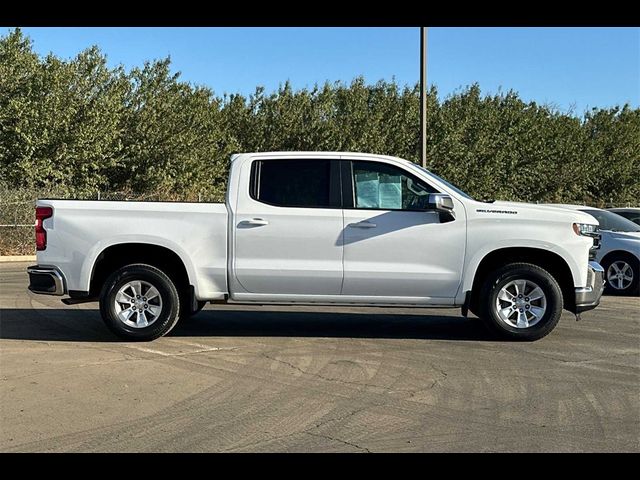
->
[468,247,576,313]
[600,249,640,266]
[88,242,192,298]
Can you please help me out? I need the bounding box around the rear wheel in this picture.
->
[99,264,180,341]
[478,263,563,341]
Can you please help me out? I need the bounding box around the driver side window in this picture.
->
[351,161,437,211]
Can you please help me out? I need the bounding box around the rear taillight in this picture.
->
[35,206,53,251]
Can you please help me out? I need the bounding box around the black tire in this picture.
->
[477,262,563,341]
[99,263,181,341]
[601,253,640,296]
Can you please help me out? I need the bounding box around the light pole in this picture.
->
[420,27,428,168]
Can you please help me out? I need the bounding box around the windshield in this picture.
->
[410,164,475,201]
[581,209,640,232]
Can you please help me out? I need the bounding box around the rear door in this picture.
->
[231,156,344,297]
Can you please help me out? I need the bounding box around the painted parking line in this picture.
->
[127,344,236,358]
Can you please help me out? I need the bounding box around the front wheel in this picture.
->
[478,263,563,341]
[99,264,181,341]
[602,254,639,296]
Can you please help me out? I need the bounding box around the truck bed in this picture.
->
[35,200,229,299]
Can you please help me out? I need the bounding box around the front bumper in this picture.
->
[27,265,66,296]
[574,261,605,313]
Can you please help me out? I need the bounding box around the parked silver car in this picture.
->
[608,208,640,226]
[547,205,640,295]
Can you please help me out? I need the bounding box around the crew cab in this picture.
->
[27,152,604,341]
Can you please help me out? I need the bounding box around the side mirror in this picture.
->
[428,193,454,213]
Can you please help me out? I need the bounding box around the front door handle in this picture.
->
[239,218,269,227]
[349,221,377,229]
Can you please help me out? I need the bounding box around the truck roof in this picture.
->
[231,151,411,164]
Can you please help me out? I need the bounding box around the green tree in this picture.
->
[0,29,129,194]
[1,28,638,207]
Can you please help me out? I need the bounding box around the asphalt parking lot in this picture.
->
[1,261,639,452]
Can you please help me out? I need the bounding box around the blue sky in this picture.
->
[6,27,639,115]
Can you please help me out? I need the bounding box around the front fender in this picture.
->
[460,238,587,297]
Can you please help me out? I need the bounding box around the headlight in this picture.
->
[573,223,599,237]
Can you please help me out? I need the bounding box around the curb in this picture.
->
[0,255,36,263]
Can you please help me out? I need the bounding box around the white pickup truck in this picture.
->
[28,152,604,341]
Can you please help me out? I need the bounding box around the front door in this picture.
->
[341,159,466,301]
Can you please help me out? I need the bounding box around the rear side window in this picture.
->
[250,159,340,208]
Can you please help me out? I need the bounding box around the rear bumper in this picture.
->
[27,265,66,296]
[574,261,605,313]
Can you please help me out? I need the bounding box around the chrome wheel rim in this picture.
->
[607,261,633,290]
[495,279,547,329]
[114,280,163,328]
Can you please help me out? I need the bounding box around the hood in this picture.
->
[482,200,599,225]
[603,230,640,241]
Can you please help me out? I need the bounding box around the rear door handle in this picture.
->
[349,221,377,229]
[239,218,269,227]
